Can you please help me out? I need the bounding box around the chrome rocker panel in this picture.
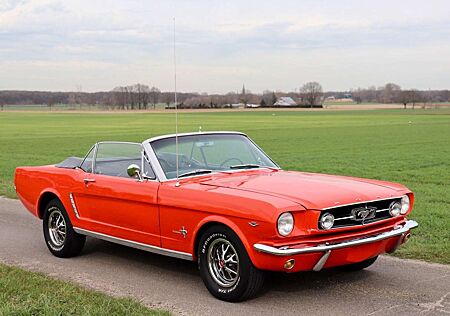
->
[254,220,418,270]
[73,227,192,261]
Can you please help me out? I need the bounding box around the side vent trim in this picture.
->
[69,193,80,219]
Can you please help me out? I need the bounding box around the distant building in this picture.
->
[246,103,260,108]
[274,97,297,106]
[343,93,352,99]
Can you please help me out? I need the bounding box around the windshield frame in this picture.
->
[142,132,280,182]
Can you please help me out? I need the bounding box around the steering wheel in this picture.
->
[219,157,244,168]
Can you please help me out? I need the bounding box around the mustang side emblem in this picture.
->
[351,206,377,224]
[173,226,188,238]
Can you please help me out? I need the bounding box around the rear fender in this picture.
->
[36,189,63,219]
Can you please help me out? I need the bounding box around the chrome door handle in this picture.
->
[83,178,96,184]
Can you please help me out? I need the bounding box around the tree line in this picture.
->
[341,83,450,109]
[0,82,449,110]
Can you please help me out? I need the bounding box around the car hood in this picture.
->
[199,169,409,210]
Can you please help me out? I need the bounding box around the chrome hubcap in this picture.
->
[207,238,239,288]
[48,207,66,248]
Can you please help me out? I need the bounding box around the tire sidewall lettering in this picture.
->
[201,232,241,294]
[201,232,227,254]
[218,276,240,294]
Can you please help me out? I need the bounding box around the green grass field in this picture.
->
[0,109,449,264]
[0,263,168,315]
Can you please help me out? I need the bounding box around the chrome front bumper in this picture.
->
[254,220,418,271]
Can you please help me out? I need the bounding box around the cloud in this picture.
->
[0,0,449,92]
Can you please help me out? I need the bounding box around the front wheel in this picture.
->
[43,199,86,258]
[198,225,264,302]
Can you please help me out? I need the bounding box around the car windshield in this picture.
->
[150,134,278,179]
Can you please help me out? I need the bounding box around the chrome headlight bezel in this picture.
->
[277,212,294,236]
[400,195,410,214]
[389,201,402,217]
[319,212,335,230]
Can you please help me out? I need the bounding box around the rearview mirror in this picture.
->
[127,164,142,181]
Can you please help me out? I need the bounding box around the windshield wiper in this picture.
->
[229,164,261,170]
[178,169,213,178]
[229,164,279,171]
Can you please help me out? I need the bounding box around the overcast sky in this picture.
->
[1,0,449,93]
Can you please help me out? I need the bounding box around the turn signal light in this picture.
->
[284,259,295,270]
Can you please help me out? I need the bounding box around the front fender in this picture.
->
[190,215,271,266]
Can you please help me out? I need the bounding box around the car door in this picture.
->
[73,142,160,246]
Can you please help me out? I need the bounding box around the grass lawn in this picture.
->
[0,263,168,315]
[0,109,449,264]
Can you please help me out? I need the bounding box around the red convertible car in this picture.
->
[15,131,418,301]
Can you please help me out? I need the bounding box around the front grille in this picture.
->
[318,197,401,229]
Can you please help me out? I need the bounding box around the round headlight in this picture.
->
[389,201,401,217]
[400,195,410,214]
[320,213,335,230]
[277,212,294,236]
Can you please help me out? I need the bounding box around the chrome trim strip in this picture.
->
[143,131,246,144]
[313,250,331,271]
[142,142,167,181]
[92,143,98,174]
[333,208,389,221]
[326,216,395,231]
[322,196,404,210]
[333,215,353,221]
[69,193,80,219]
[78,144,95,170]
[97,141,141,145]
[253,220,418,256]
[73,227,192,261]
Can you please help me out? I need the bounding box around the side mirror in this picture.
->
[127,164,142,181]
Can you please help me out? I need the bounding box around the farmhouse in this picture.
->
[274,97,297,106]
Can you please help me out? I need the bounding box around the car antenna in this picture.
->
[173,17,180,187]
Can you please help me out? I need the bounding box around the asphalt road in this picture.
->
[1,197,449,316]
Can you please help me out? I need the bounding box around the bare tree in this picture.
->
[149,87,161,109]
[300,82,323,107]
[381,83,401,103]
[112,86,127,109]
[47,96,56,111]
[141,85,150,109]
[410,89,421,109]
[261,90,278,107]
[399,90,413,109]
[352,88,363,104]
[162,93,173,108]
[224,92,238,106]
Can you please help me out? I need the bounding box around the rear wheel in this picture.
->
[340,256,378,271]
[43,199,85,258]
[198,225,264,302]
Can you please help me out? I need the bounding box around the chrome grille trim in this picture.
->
[322,196,404,210]
[319,198,400,230]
